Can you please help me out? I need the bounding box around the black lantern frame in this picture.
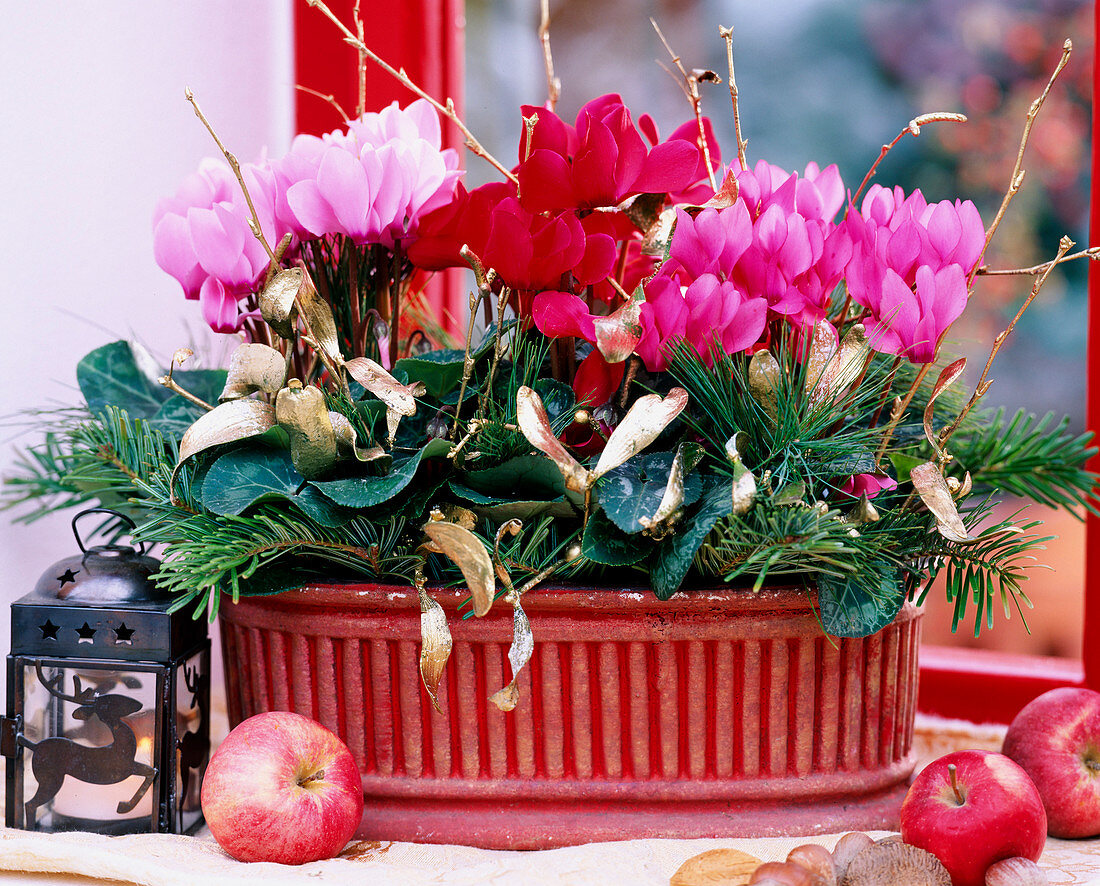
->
[2,510,209,835]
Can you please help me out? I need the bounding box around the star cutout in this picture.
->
[113,623,135,645]
[57,568,79,587]
[75,622,96,643]
[38,619,59,641]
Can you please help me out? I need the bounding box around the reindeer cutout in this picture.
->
[176,663,209,829]
[19,664,157,828]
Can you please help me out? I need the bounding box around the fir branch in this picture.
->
[950,409,1099,514]
[914,515,1053,637]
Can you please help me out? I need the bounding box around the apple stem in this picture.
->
[298,769,326,788]
[947,763,964,805]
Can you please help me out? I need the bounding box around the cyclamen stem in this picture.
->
[971,40,1072,286]
[874,360,934,466]
[305,0,519,185]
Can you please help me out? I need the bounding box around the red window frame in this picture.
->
[294,0,1100,725]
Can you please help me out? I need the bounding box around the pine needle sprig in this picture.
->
[950,408,1099,514]
[913,514,1053,637]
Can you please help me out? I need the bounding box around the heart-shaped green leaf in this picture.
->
[816,565,905,638]
[597,451,702,535]
[582,510,649,566]
[201,448,344,527]
[311,437,451,508]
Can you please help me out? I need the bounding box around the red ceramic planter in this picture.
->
[218,583,921,849]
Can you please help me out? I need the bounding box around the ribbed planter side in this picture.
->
[218,584,921,848]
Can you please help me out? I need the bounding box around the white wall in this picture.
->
[0,1,294,713]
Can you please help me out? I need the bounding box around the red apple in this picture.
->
[900,750,1046,886]
[1003,687,1100,838]
[201,711,364,864]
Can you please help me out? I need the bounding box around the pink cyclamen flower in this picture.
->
[837,473,898,500]
[845,185,982,363]
[865,264,969,363]
[276,99,461,248]
[635,274,767,372]
[516,94,702,212]
[153,158,288,333]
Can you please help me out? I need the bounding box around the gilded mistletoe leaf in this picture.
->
[592,387,689,480]
[516,385,589,493]
[418,586,452,715]
[423,521,495,617]
[489,598,534,712]
[274,381,337,480]
[910,462,975,544]
[220,343,287,401]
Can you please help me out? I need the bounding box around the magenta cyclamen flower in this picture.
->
[728,161,851,328]
[845,185,983,363]
[516,94,702,212]
[275,99,461,248]
[153,159,287,333]
[837,473,898,500]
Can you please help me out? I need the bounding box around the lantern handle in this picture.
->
[71,508,148,557]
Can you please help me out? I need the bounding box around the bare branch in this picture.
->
[185,88,278,265]
[971,39,1073,284]
[718,26,747,170]
[305,0,518,185]
[539,0,561,110]
[295,85,350,123]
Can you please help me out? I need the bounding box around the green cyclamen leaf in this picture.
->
[651,478,734,600]
[811,448,878,478]
[533,377,576,427]
[597,450,702,535]
[201,448,344,527]
[461,454,569,501]
[393,348,467,399]
[582,509,649,567]
[77,341,165,419]
[311,437,451,508]
[816,564,905,638]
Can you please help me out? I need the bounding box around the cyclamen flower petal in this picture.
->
[838,473,898,499]
[199,277,241,334]
[573,350,626,409]
[273,98,460,247]
[532,291,597,341]
[516,93,703,211]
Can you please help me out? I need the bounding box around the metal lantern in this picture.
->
[2,509,209,835]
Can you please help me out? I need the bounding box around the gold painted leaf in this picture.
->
[259,267,302,339]
[219,343,287,401]
[810,323,869,408]
[328,411,387,463]
[748,350,782,422]
[593,289,644,364]
[924,357,967,458]
[639,442,704,530]
[295,268,343,367]
[910,462,975,544]
[275,381,337,480]
[177,398,276,464]
[344,358,424,417]
[592,387,689,480]
[640,206,677,257]
[489,598,534,712]
[730,452,757,516]
[802,321,837,401]
[423,521,495,617]
[418,586,452,715]
[516,385,589,493]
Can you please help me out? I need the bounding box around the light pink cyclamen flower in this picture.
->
[275,99,461,248]
[153,159,288,333]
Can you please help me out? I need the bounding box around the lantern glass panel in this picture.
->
[18,662,160,833]
[173,648,209,834]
